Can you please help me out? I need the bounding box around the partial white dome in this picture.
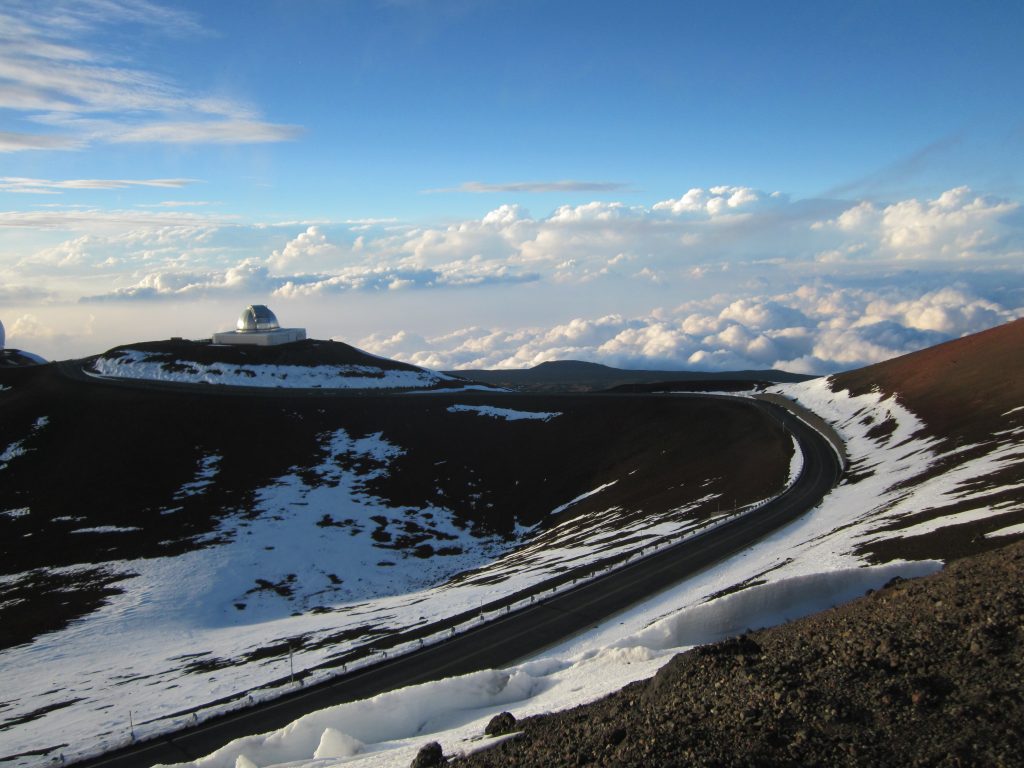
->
[0,319,5,350]
[237,305,280,332]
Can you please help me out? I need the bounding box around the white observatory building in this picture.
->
[212,305,306,346]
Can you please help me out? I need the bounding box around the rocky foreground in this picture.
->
[448,541,1023,767]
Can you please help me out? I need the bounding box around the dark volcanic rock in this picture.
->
[484,711,517,736]
[456,541,1024,767]
[411,741,447,767]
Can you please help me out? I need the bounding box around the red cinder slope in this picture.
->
[831,317,1024,441]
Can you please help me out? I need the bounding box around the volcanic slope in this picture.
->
[770,316,1024,567]
[0,353,795,767]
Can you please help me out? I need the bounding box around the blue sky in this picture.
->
[1,0,1022,370]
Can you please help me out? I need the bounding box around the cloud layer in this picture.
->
[356,284,1015,375]
[4,184,1022,370]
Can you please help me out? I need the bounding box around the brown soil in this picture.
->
[455,540,1024,767]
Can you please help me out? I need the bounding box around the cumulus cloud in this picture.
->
[268,225,341,271]
[357,284,1019,375]
[653,186,780,217]
[813,187,1020,260]
[9,313,58,340]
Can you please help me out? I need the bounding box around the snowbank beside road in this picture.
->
[161,561,938,768]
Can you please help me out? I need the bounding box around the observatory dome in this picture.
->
[237,305,280,332]
[0,319,5,349]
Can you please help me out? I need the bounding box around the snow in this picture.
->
[0,416,48,470]
[548,481,618,516]
[70,526,143,534]
[446,405,561,421]
[89,350,456,390]
[0,507,30,519]
[175,454,222,498]
[986,522,1024,538]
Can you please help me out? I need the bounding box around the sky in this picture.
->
[1,0,1022,372]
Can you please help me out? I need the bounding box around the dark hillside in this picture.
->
[447,360,812,393]
[0,364,792,650]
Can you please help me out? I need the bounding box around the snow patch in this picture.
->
[985,521,1024,539]
[549,482,618,516]
[0,416,49,471]
[446,404,561,421]
[70,526,143,534]
[90,350,454,390]
[175,454,222,499]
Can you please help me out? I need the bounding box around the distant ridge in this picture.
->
[446,359,813,393]
[84,338,482,391]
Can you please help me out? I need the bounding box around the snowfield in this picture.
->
[0,409,785,767]
[89,350,458,390]
[159,377,1022,768]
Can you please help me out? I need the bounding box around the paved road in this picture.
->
[73,393,841,768]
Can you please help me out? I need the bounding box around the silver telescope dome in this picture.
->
[237,305,280,332]
[0,319,5,349]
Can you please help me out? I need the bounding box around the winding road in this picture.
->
[72,391,842,768]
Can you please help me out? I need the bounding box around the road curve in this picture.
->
[74,394,841,768]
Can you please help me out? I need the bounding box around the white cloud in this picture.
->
[813,187,1020,260]
[653,186,772,217]
[0,131,82,152]
[0,208,234,232]
[9,313,57,340]
[108,120,302,145]
[268,226,341,271]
